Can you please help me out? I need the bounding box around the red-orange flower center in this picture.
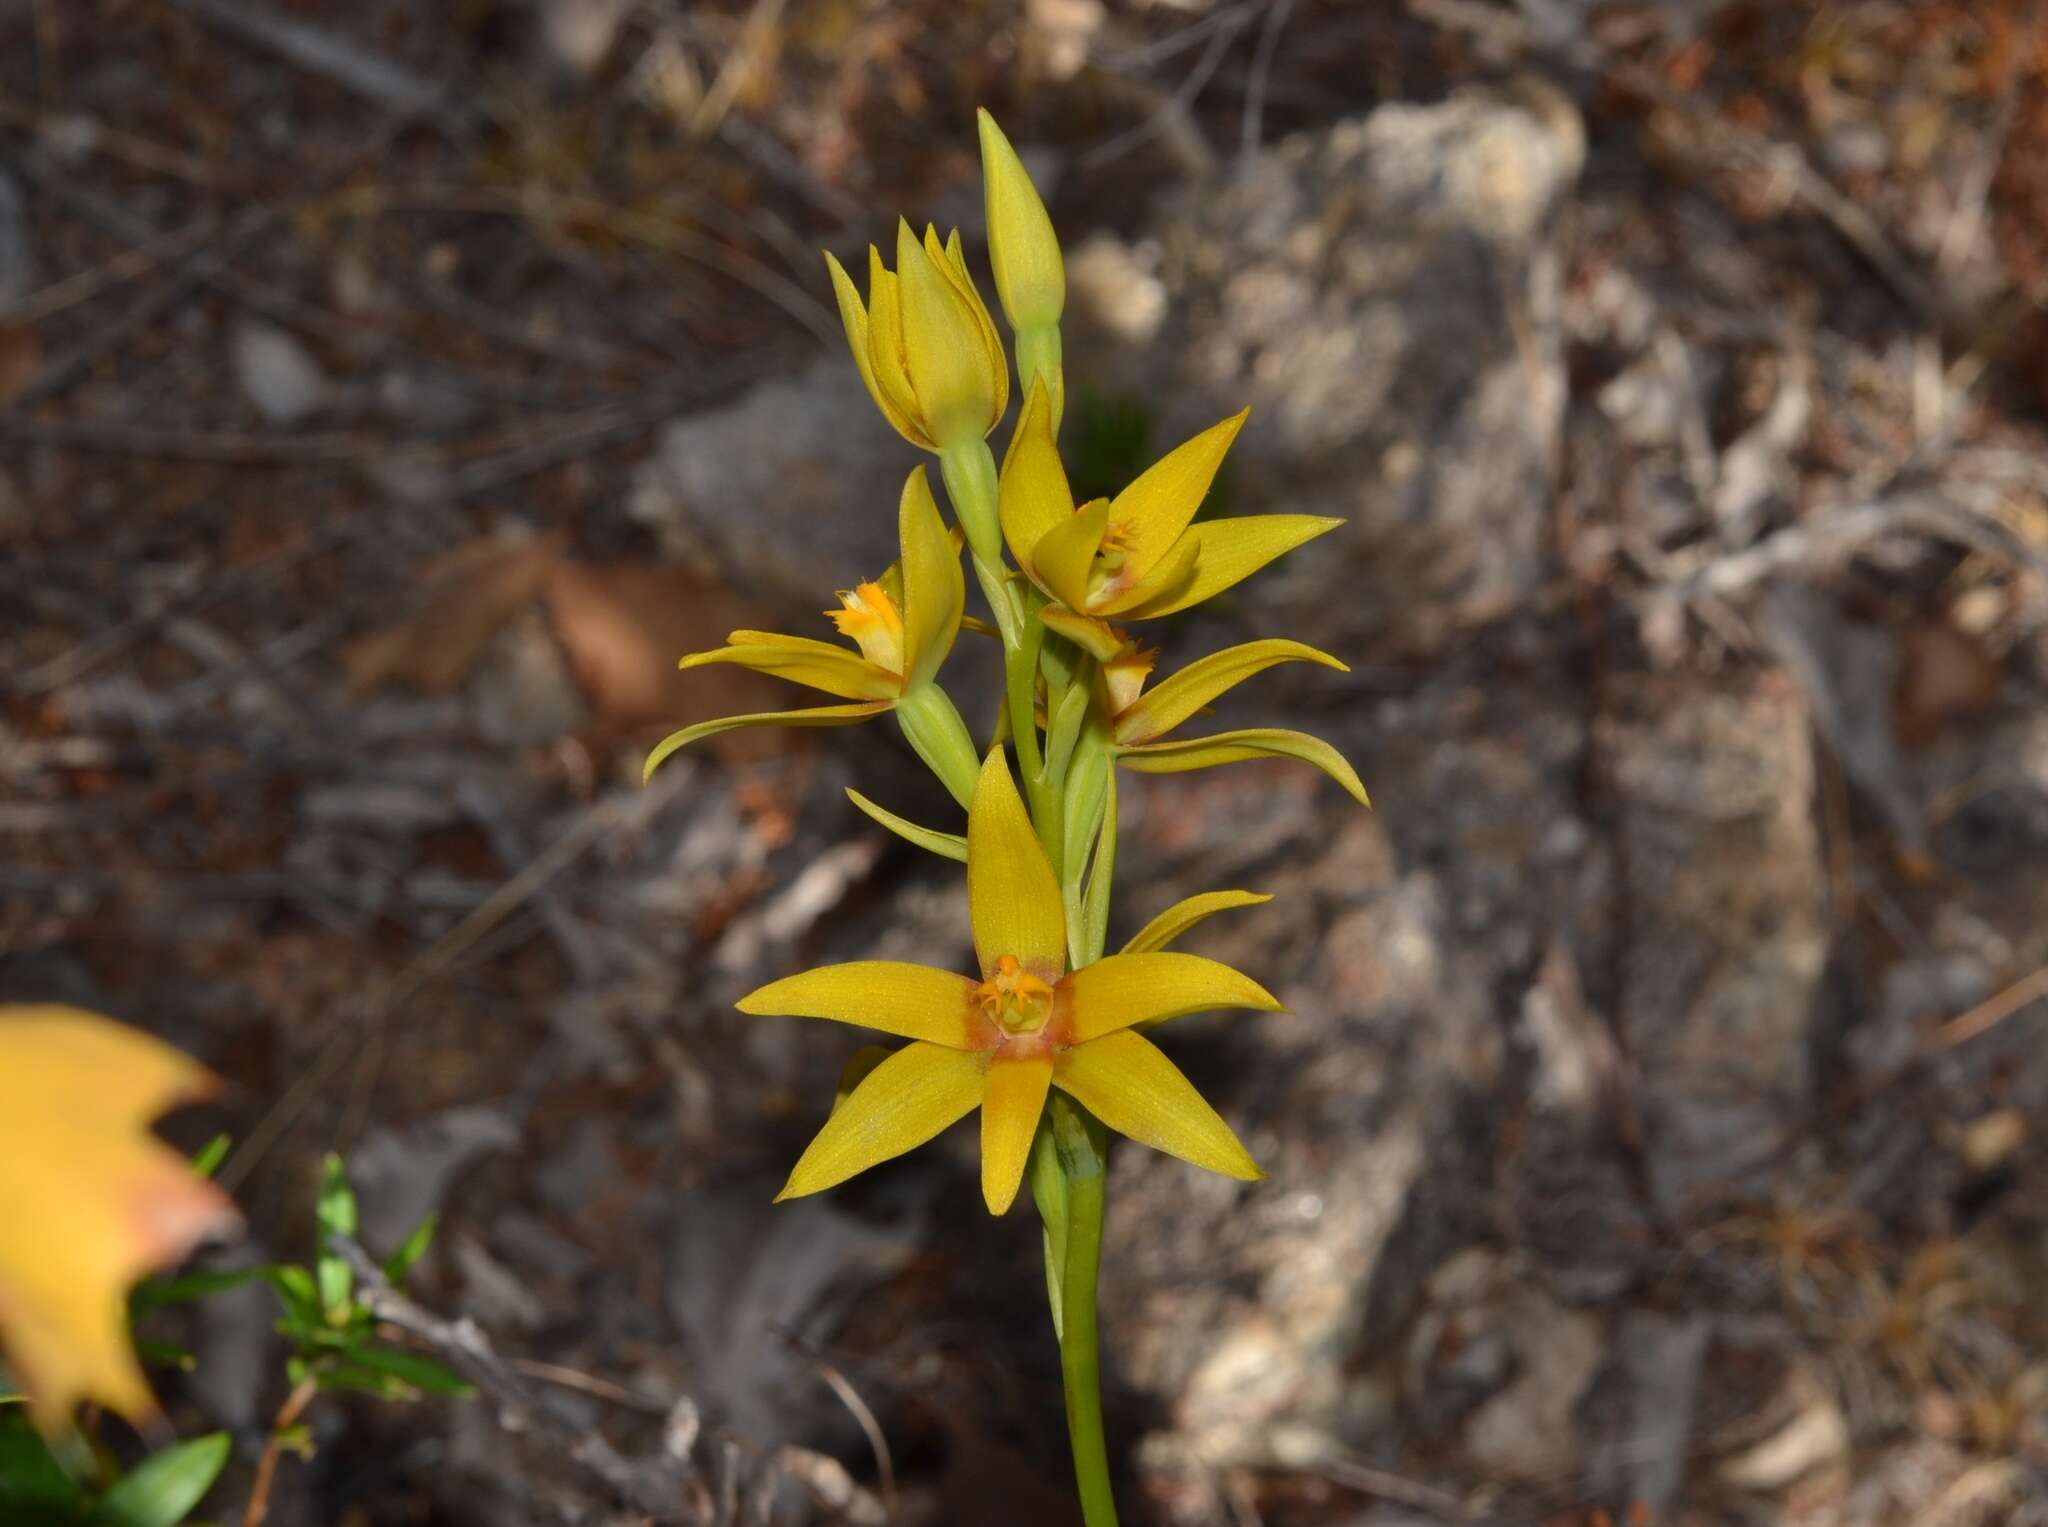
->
[972,954,1056,1038]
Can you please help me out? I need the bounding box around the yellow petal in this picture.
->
[738,961,979,1047]
[1062,951,1280,1043]
[980,1055,1053,1214]
[1116,515,1343,619]
[967,749,1066,980]
[845,787,967,862]
[1053,1030,1261,1181]
[978,109,1065,330]
[938,227,1011,421]
[0,1006,240,1431]
[1037,604,1126,661]
[1121,890,1274,955]
[1105,409,1248,584]
[681,634,899,701]
[898,465,965,690]
[1030,497,1110,614]
[1113,639,1348,745]
[865,251,929,443]
[998,379,1074,574]
[643,701,892,782]
[1117,726,1369,806]
[776,1041,985,1200]
[897,220,1002,444]
[826,250,928,449]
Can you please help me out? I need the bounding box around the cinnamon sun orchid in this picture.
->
[739,750,1279,1215]
[643,465,978,804]
[1000,383,1342,655]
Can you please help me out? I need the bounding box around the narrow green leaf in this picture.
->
[315,1155,357,1315]
[132,1266,267,1311]
[1026,1121,1068,1345]
[844,788,967,862]
[189,1135,231,1179]
[1081,767,1117,966]
[132,1339,196,1372]
[266,1265,320,1325]
[88,1433,230,1527]
[381,1215,438,1288]
[344,1346,473,1398]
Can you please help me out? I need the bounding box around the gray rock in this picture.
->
[628,358,909,610]
[1068,81,1585,652]
[351,1103,522,1252]
[1604,674,1829,1212]
[232,319,333,425]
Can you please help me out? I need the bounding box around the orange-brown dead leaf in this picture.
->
[0,1006,239,1432]
[342,532,569,694]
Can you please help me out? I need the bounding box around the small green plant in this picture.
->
[0,1149,465,1526]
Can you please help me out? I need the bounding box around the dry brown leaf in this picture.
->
[541,559,785,735]
[0,1006,239,1431]
[343,531,568,694]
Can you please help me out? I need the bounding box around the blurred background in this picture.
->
[6,0,2048,1521]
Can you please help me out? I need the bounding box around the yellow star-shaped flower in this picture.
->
[998,382,1342,652]
[739,750,1280,1214]
[644,465,966,783]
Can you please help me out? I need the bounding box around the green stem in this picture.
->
[1051,1094,1117,1527]
[938,440,1004,574]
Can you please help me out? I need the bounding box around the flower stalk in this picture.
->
[646,111,1370,1524]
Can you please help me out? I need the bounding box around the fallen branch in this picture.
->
[331,1236,886,1525]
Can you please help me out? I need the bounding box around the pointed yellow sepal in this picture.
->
[898,465,965,692]
[1121,890,1273,955]
[1118,725,1370,806]
[643,700,892,782]
[776,1042,985,1201]
[737,961,979,1047]
[0,1007,240,1432]
[1112,638,1349,745]
[967,748,1067,981]
[1061,951,1281,1043]
[1114,514,1344,619]
[1053,1030,1262,1181]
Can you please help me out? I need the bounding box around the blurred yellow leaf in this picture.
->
[0,1006,238,1432]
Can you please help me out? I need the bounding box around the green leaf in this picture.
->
[0,1406,83,1524]
[131,1267,266,1312]
[132,1339,196,1372]
[343,1346,473,1398]
[381,1214,439,1288]
[844,788,966,862]
[88,1433,230,1527]
[315,1155,357,1315]
[189,1135,231,1180]
[265,1265,320,1325]
[1026,1122,1068,1344]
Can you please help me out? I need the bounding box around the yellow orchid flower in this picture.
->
[0,1006,238,1432]
[738,750,1279,1215]
[999,383,1342,651]
[644,466,978,802]
[1095,632,1371,806]
[825,218,1010,453]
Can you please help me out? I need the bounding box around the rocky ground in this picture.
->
[7,2,2048,1523]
